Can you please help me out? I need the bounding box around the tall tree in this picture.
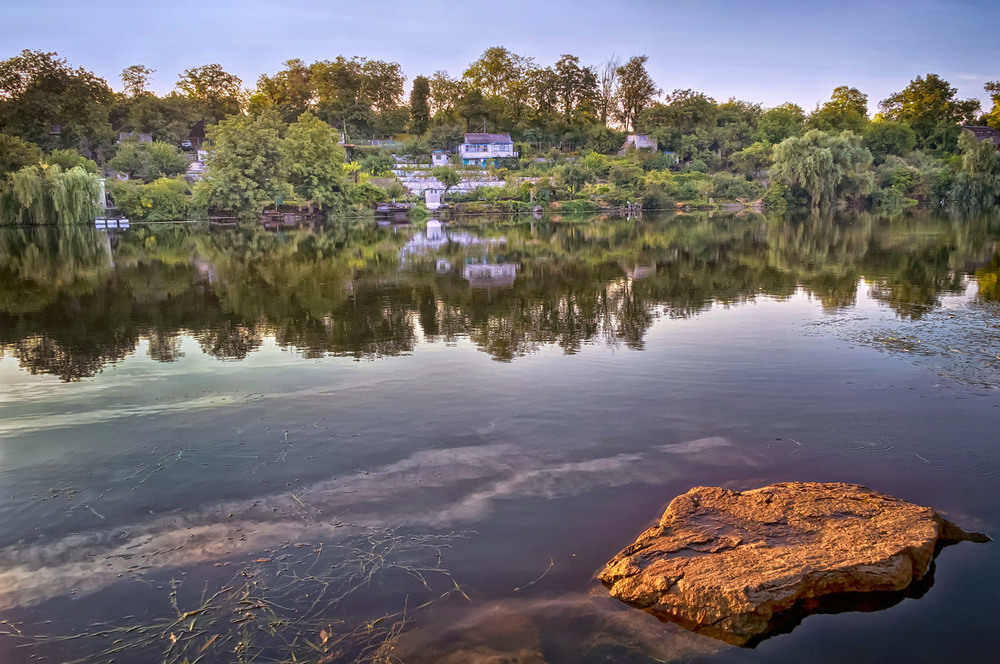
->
[120,65,155,98]
[204,111,286,219]
[879,74,980,150]
[282,112,347,211]
[176,63,245,123]
[248,59,314,122]
[615,55,659,132]
[597,55,621,127]
[462,47,532,98]
[0,50,115,158]
[0,135,42,176]
[757,103,806,143]
[408,75,431,135]
[770,129,874,208]
[983,81,1000,130]
[808,86,869,133]
[553,55,598,123]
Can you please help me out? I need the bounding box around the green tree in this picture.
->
[204,111,286,219]
[0,50,116,158]
[409,75,431,135]
[554,55,598,123]
[176,63,245,123]
[757,103,806,143]
[3,163,101,224]
[950,129,1000,207]
[248,59,314,123]
[120,65,155,98]
[879,74,980,151]
[432,166,461,198]
[615,56,660,132]
[808,86,869,133]
[109,141,187,180]
[983,81,1000,130]
[122,94,200,145]
[45,149,99,173]
[730,142,771,178]
[863,120,916,164]
[0,135,42,176]
[770,129,874,208]
[282,112,347,211]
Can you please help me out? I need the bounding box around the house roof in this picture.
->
[963,126,1000,147]
[464,133,513,144]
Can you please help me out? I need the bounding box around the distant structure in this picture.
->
[618,134,657,156]
[431,149,451,167]
[459,133,518,167]
[118,132,153,144]
[962,126,1000,148]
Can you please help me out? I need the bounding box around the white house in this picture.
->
[431,150,451,167]
[459,133,518,167]
[618,134,657,156]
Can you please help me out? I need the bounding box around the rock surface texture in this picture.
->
[599,482,987,646]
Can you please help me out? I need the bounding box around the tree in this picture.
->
[983,81,1000,130]
[757,103,806,143]
[463,47,531,98]
[176,63,245,123]
[879,74,980,150]
[204,111,286,219]
[730,142,771,178]
[120,65,155,98]
[123,93,200,145]
[950,129,1000,207]
[553,55,597,123]
[409,75,431,135]
[109,141,187,180]
[808,86,868,133]
[597,55,621,127]
[0,135,42,176]
[863,120,916,164]
[615,56,660,132]
[770,129,874,208]
[0,50,116,158]
[429,71,466,117]
[432,166,460,198]
[282,112,347,211]
[248,59,314,123]
[4,163,101,224]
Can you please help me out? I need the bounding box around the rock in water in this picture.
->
[599,482,988,646]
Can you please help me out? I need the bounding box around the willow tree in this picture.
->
[3,164,101,225]
[770,130,873,208]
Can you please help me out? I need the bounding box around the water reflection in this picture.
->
[1,210,998,380]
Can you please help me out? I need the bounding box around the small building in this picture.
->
[431,150,451,167]
[618,134,657,156]
[459,133,518,167]
[118,132,153,144]
[962,126,1000,149]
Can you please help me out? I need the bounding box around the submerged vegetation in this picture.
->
[2,49,1000,223]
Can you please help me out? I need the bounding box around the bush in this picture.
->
[710,174,762,200]
[559,200,601,213]
[640,182,674,210]
[109,177,192,221]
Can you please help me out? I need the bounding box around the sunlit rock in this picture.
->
[599,481,989,646]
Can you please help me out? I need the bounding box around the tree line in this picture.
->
[3,47,1000,221]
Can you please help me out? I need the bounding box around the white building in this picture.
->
[459,133,518,167]
[431,150,451,167]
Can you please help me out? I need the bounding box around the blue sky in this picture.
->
[4,0,999,113]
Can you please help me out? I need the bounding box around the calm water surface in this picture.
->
[0,211,998,663]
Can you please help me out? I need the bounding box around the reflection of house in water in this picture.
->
[623,263,657,280]
[462,260,518,289]
[398,220,505,264]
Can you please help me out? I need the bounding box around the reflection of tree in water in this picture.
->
[1,211,998,379]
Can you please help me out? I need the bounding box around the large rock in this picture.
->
[599,482,988,646]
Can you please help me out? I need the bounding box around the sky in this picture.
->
[3,0,999,114]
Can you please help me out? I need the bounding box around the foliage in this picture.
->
[863,120,917,164]
[615,55,660,132]
[757,103,806,143]
[2,164,100,224]
[807,86,869,133]
[730,142,771,178]
[282,112,347,211]
[175,63,246,123]
[204,111,286,219]
[879,74,980,151]
[770,129,874,208]
[120,64,155,98]
[108,176,193,221]
[45,149,100,173]
[949,130,1000,207]
[347,181,386,209]
[359,151,395,176]
[119,93,200,145]
[0,135,42,176]
[109,141,187,180]
[409,75,431,135]
[432,166,461,196]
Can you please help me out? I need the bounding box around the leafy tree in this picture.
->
[983,81,1000,130]
[249,59,314,123]
[730,142,771,178]
[109,141,187,180]
[108,176,192,220]
[863,120,916,164]
[4,163,101,224]
[949,129,1000,207]
[0,50,115,158]
[463,47,531,98]
[282,112,347,211]
[553,55,598,123]
[615,55,660,132]
[176,63,245,123]
[757,103,806,143]
[879,74,980,150]
[409,75,431,135]
[359,151,394,175]
[45,149,99,173]
[432,166,461,197]
[0,135,42,176]
[429,71,466,117]
[557,163,593,194]
[770,129,874,208]
[808,86,868,133]
[120,65,155,98]
[204,111,286,219]
[121,93,200,145]
[597,55,621,127]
